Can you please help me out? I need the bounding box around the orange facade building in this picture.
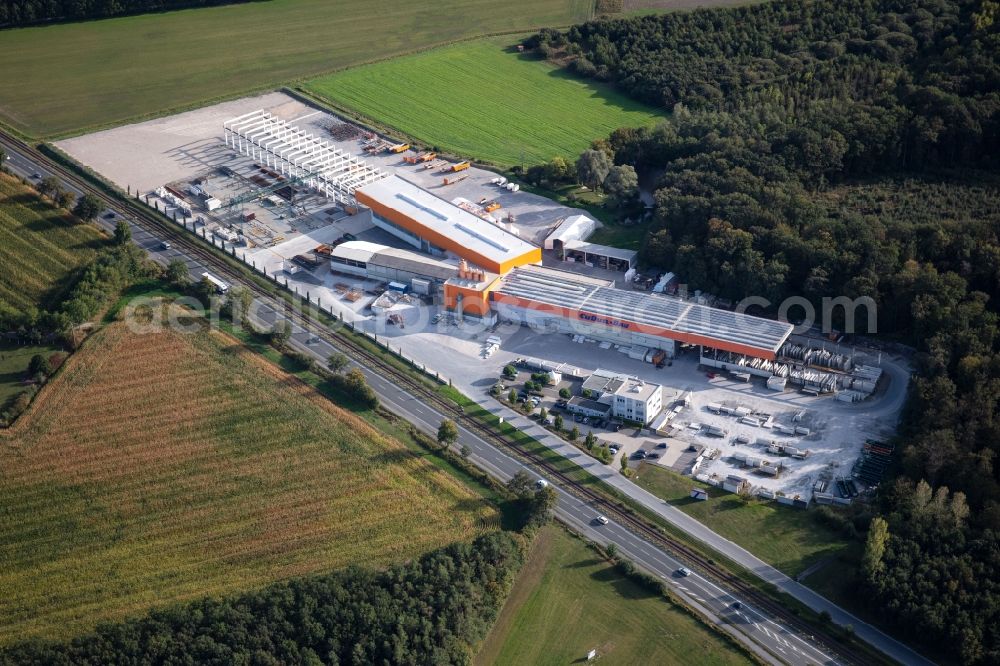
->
[355,175,540,276]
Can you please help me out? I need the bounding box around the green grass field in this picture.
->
[634,463,847,576]
[476,527,751,665]
[0,0,593,137]
[0,343,60,408]
[306,36,664,167]
[0,314,497,644]
[0,173,106,315]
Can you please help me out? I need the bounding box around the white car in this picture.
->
[596,515,609,525]
[536,479,549,490]
[677,567,692,577]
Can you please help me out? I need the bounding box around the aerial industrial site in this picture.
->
[58,91,907,506]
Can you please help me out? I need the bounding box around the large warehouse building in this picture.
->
[223,113,793,363]
[491,266,793,360]
[354,175,541,274]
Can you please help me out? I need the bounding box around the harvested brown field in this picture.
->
[0,312,497,644]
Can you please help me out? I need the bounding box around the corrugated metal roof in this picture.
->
[494,265,793,356]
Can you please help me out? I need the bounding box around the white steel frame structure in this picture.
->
[223,109,387,204]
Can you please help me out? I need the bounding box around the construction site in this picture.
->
[54,90,908,507]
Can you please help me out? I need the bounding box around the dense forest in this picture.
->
[0,531,526,665]
[531,0,1000,662]
[0,0,257,27]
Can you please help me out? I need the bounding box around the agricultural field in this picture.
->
[0,173,106,316]
[0,312,498,645]
[0,0,594,137]
[633,463,848,576]
[476,527,751,665]
[306,36,664,167]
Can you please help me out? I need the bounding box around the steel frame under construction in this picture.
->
[223,109,386,204]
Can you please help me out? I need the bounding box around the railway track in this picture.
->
[4,133,872,666]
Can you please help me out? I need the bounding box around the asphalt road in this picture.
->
[1,144,927,665]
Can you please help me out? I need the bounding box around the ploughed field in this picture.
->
[306,36,663,167]
[0,316,498,644]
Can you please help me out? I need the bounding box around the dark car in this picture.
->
[646,452,659,459]
[656,442,667,449]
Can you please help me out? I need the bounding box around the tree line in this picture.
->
[1,0,258,27]
[531,0,1000,662]
[0,531,527,665]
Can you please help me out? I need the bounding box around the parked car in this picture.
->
[656,442,667,449]
[646,452,660,459]
[608,446,619,455]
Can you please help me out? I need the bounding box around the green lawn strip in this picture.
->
[305,35,664,168]
[0,343,60,408]
[588,218,651,252]
[481,525,754,665]
[633,463,848,577]
[0,0,593,138]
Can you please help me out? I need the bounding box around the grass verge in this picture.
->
[477,525,754,665]
[633,462,848,576]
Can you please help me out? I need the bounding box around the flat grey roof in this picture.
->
[563,240,638,263]
[371,247,457,282]
[567,396,612,413]
[332,240,458,281]
[494,265,793,356]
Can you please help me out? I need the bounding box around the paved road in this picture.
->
[1,144,928,665]
[452,386,932,666]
